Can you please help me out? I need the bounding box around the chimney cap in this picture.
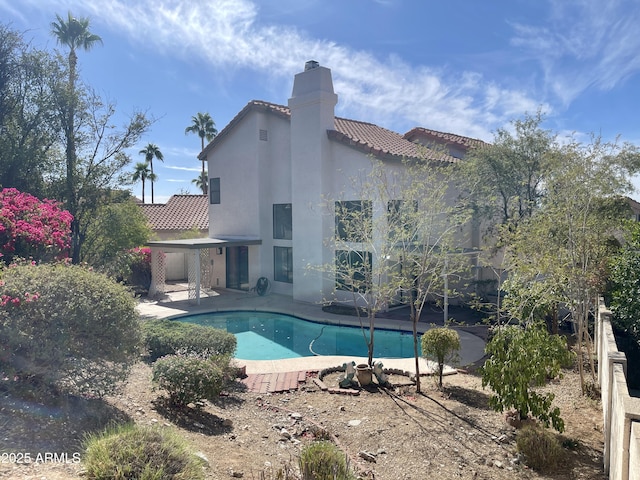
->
[304,60,319,71]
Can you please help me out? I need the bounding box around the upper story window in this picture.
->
[387,199,418,240]
[210,178,221,204]
[273,203,292,240]
[335,200,372,242]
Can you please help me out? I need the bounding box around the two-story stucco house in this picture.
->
[148,61,485,304]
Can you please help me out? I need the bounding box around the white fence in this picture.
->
[596,301,640,480]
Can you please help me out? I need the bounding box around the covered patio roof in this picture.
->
[147,236,262,304]
[147,236,262,252]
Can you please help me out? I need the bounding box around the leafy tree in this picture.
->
[502,136,640,391]
[50,12,102,263]
[481,324,574,432]
[608,220,640,342]
[138,143,163,203]
[421,327,460,389]
[192,170,208,195]
[0,188,72,263]
[323,154,469,389]
[385,157,470,392]
[0,263,141,396]
[185,112,217,195]
[45,87,151,263]
[460,111,556,233]
[324,164,399,369]
[82,198,151,265]
[0,24,63,197]
[132,161,155,203]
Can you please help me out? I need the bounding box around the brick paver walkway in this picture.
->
[240,371,308,393]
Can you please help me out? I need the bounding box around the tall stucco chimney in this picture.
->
[288,62,338,303]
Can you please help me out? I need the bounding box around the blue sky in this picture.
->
[2,0,640,202]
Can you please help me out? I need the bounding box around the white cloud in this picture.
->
[510,0,640,104]
[165,165,201,172]
[10,0,546,140]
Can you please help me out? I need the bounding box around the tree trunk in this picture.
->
[412,309,421,393]
[67,49,79,264]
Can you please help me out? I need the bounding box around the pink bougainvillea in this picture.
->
[0,188,72,263]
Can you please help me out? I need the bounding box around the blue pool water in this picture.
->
[176,311,419,360]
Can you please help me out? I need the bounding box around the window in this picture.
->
[335,250,372,292]
[210,177,220,204]
[274,246,293,283]
[387,199,418,240]
[335,200,372,242]
[273,204,292,240]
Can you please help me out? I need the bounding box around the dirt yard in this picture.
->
[0,359,606,480]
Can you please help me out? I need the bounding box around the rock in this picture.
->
[290,412,303,420]
[193,422,205,429]
[493,460,504,469]
[280,428,291,439]
[339,405,346,411]
[194,451,209,466]
[222,418,233,428]
[230,469,244,478]
[497,434,508,443]
[348,419,361,427]
[358,451,377,463]
[377,448,387,455]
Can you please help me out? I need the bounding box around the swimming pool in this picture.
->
[176,310,419,360]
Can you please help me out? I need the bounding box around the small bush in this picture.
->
[299,440,354,480]
[481,324,574,432]
[516,423,564,472]
[83,423,204,480]
[0,263,141,397]
[421,327,460,389]
[152,353,232,407]
[142,319,236,361]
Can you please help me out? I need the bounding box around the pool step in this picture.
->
[241,371,308,393]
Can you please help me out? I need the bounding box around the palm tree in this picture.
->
[132,162,155,204]
[139,143,163,203]
[192,171,208,195]
[185,112,217,195]
[51,12,102,263]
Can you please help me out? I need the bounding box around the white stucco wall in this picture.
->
[205,64,480,304]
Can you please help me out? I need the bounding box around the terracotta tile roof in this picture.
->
[199,100,470,163]
[403,127,486,151]
[139,195,209,231]
[331,118,457,162]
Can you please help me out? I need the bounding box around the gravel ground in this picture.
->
[0,359,606,480]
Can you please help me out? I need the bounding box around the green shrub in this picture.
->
[0,263,141,397]
[142,319,236,361]
[608,221,640,342]
[83,423,204,480]
[481,324,574,432]
[299,441,355,480]
[152,353,232,407]
[421,327,461,389]
[516,423,564,472]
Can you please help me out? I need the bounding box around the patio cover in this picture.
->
[147,236,262,304]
